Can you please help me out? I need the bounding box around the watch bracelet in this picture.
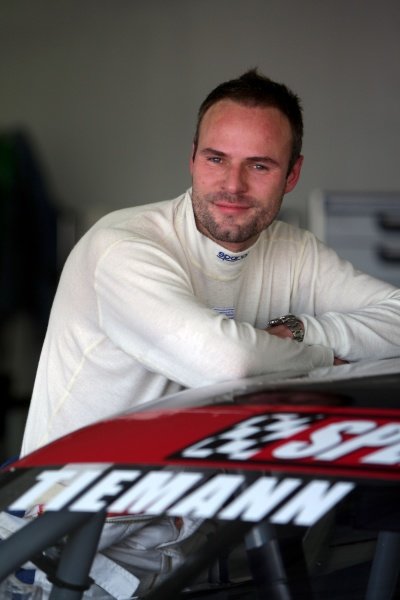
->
[267,314,304,342]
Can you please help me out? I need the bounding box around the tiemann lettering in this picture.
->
[9,467,354,528]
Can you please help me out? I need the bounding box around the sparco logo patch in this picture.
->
[217,251,248,262]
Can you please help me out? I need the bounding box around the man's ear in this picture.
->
[284,155,303,194]
[189,142,197,175]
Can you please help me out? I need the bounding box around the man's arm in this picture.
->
[95,237,334,387]
[289,233,400,362]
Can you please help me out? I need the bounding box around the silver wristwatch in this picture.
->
[267,314,304,342]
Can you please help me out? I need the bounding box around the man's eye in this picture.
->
[253,163,268,171]
[207,156,222,164]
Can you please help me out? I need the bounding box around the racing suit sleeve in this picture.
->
[293,234,400,362]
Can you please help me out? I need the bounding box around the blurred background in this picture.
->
[1,0,400,460]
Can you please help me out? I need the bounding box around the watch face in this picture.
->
[291,327,304,342]
[284,316,304,342]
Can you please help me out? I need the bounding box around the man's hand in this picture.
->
[265,324,296,339]
[333,357,348,365]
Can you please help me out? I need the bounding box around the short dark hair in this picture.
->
[193,69,303,173]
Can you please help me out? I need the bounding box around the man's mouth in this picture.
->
[214,202,251,213]
[211,194,254,212]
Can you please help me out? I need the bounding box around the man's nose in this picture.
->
[222,165,248,194]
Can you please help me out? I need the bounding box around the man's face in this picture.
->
[190,100,303,252]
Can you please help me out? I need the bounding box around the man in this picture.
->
[22,69,400,454]
[18,69,400,595]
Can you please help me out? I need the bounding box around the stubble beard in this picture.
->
[191,189,282,246]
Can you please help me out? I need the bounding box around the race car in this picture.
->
[0,357,400,599]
